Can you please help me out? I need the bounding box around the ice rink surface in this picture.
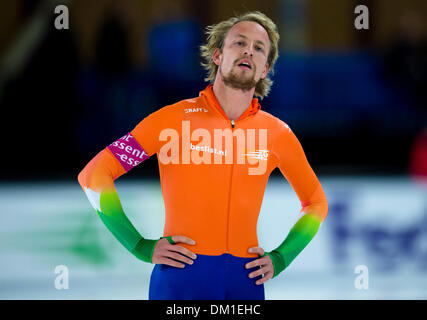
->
[1,176,426,299]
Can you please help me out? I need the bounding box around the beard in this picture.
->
[219,62,258,92]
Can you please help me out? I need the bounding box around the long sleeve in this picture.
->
[265,121,328,277]
[77,106,172,264]
[77,144,159,262]
[77,105,179,263]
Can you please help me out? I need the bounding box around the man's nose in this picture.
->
[244,43,254,56]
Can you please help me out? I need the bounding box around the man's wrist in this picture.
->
[131,238,160,263]
[265,250,287,278]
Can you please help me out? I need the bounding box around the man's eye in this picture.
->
[255,46,263,52]
[236,41,244,46]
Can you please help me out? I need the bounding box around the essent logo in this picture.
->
[107,133,149,172]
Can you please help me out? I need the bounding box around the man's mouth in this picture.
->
[237,59,252,70]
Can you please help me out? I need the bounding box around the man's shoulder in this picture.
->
[150,95,206,117]
[257,110,292,133]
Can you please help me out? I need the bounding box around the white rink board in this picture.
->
[0,176,426,299]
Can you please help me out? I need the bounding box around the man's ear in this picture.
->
[260,63,269,79]
[213,48,222,66]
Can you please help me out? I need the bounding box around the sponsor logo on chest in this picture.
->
[184,107,208,113]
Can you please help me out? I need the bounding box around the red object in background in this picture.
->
[409,128,427,182]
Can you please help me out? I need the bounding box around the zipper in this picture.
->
[225,119,235,253]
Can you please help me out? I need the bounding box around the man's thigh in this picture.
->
[148,254,227,300]
[224,254,265,300]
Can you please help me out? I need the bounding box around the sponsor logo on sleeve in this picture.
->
[107,133,149,172]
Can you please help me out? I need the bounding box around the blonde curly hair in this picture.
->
[200,11,280,99]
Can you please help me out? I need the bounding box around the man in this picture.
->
[78,11,328,300]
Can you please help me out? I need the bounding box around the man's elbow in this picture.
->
[306,201,328,223]
[77,167,87,189]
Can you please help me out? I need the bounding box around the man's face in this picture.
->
[214,21,271,92]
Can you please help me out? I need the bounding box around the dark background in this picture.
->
[0,0,426,181]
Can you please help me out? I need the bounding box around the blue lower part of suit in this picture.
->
[149,253,265,300]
